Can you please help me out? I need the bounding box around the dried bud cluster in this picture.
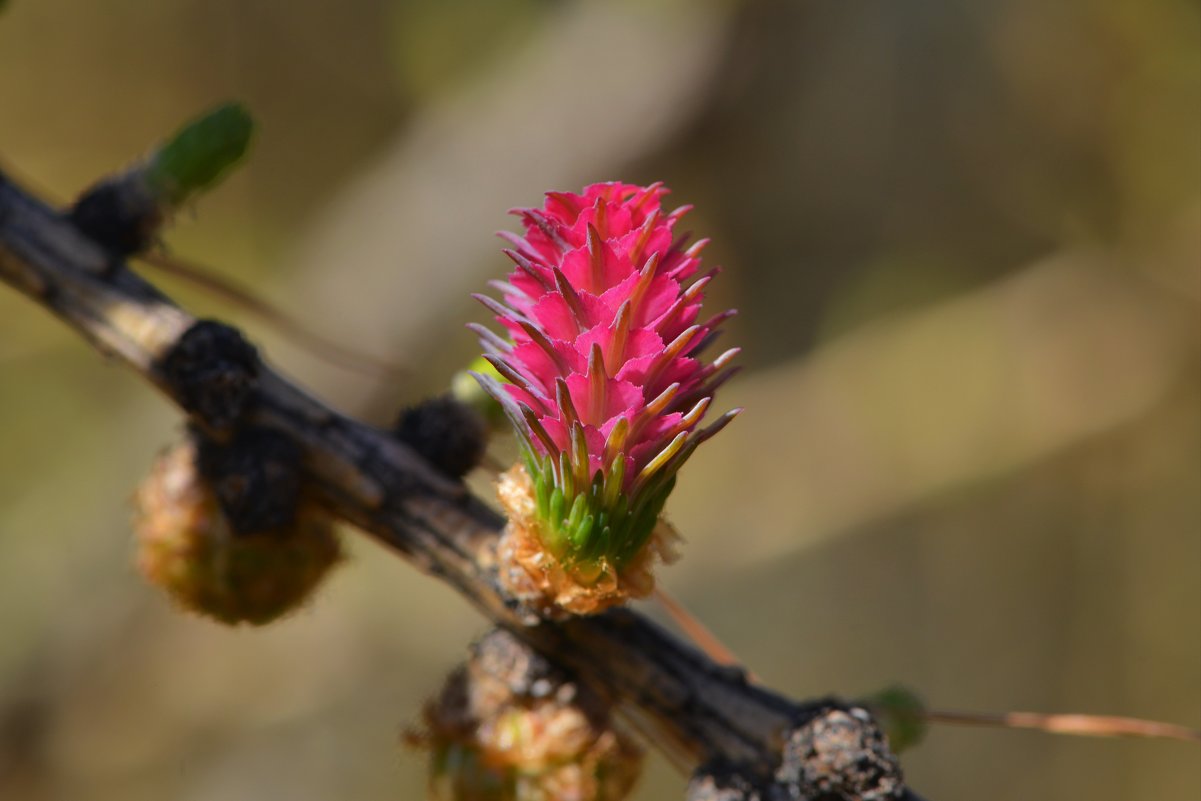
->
[132,438,340,625]
[410,630,643,801]
[473,182,739,614]
[775,705,904,801]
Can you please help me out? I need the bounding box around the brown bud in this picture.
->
[394,394,487,479]
[774,704,904,801]
[408,630,643,801]
[132,439,341,625]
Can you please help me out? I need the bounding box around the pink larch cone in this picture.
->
[472,182,739,615]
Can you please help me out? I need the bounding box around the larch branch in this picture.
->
[0,168,921,800]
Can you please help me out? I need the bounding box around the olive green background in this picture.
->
[1,1,1198,799]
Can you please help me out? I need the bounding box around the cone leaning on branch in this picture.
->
[473,182,740,615]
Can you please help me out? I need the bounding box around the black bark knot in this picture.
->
[159,320,259,431]
[68,175,162,258]
[194,425,303,536]
[394,394,486,479]
[773,703,904,801]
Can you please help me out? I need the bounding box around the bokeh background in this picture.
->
[1,1,1198,799]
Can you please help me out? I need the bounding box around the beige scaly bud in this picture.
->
[132,437,341,625]
[408,629,643,801]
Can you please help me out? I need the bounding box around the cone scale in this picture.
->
[473,182,739,615]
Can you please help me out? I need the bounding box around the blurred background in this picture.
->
[1,0,1198,799]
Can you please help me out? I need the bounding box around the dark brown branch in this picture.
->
[0,169,922,800]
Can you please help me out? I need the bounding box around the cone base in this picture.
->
[495,464,680,618]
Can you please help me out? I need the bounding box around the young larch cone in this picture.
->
[472,182,739,616]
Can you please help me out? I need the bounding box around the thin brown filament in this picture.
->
[923,708,1201,743]
[139,250,407,379]
[653,587,754,678]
